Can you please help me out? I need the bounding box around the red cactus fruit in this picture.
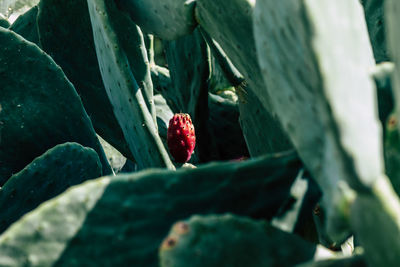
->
[167,113,196,163]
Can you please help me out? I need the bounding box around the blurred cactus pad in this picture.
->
[1,0,400,266]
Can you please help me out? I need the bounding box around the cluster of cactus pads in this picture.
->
[2,0,400,266]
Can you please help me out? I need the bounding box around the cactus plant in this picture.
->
[1,0,400,266]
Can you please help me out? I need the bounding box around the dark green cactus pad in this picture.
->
[87,0,174,169]
[386,0,400,139]
[151,65,173,95]
[0,142,102,234]
[350,183,400,267]
[208,93,249,160]
[9,6,39,45]
[0,27,111,184]
[373,62,394,131]
[384,113,400,196]
[162,28,209,117]
[120,159,137,173]
[0,13,10,28]
[159,214,316,267]
[36,0,133,160]
[114,0,197,40]
[361,0,389,62]
[0,152,301,266]
[272,172,321,244]
[208,54,235,94]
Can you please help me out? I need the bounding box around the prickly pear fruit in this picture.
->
[167,113,196,163]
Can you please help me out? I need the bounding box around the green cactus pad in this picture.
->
[208,55,236,94]
[384,113,400,196]
[373,62,394,130]
[350,180,400,267]
[37,0,133,160]
[0,177,109,267]
[159,214,316,267]
[151,65,173,94]
[87,0,174,169]
[208,93,249,160]
[238,88,293,156]
[9,6,39,45]
[114,0,197,40]
[0,142,102,233]
[0,13,10,28]
[151,65,173,95]
[0,27,111,184]
[163,28,209,117]
[386,0,400,139]
[361,0,388,62]
[253,0,382,241]
[0,152,300,266]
